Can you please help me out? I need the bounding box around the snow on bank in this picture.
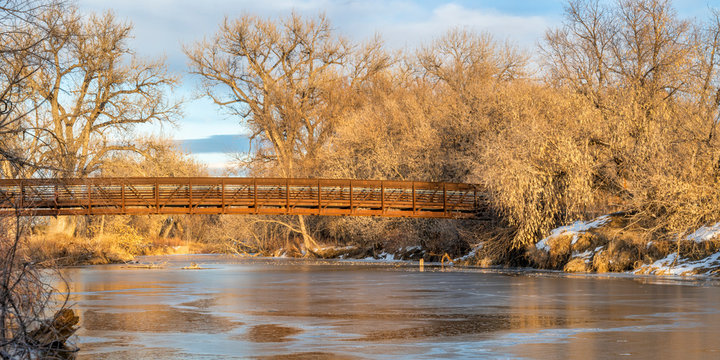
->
[535,215,611,251]
[635,252,720,276]
[686,222,720,243]
[572,246,604,263]
[635,222,720,276]
[456,244,483,262]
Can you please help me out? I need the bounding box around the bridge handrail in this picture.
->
[0,176,481,189]
[0,177,487,219]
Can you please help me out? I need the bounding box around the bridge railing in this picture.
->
[0,177,486,219]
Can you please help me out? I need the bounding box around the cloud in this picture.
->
[191,152,237,174]
[354,3,551,53]
[75,0,558,166]
[177,134,250,154]
[77,0,555,72]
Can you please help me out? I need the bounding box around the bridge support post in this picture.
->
[349,180,353,215]
[19,180,24,213]
[473,187,478,209]
[253,178,258,213]
[285,178,290,214]
[443,183,447,217]
[381,181,385,214]
[155,179,160,214]
[412,182,416,216]
[317,179,321,214]
[221,179,226,213]
[87,181,91,215]
[121,181,125,214]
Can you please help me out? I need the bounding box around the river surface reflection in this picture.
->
[61,255,720,359]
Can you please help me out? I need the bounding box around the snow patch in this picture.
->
[570,246,604,264]
[457,244,483,262]
[361,252,400,262]
[686,223,720,243]
[572,250,593,260]
[536,215,611,252]
[635,252,720,276]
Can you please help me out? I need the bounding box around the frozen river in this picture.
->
[61,255,720,359]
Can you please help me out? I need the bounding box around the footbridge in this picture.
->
[0,177,488,219]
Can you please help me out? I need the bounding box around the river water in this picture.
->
[60,255,720,359]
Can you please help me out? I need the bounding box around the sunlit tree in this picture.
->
[22,5,180,177]
[186,12,390,250]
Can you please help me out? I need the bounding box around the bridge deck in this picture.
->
[0,177,487,219]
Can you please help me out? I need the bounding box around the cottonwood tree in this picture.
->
[0,0,61,177]
[415,29,528,182]
[317,31,529,254]
[320,72,441,182]
[541,0,720,240]
[15,5,181,239]
[186,12,390,250]
[1,2,80,358]
[542,0,717,172]
[542,0,696,111]
[23,5,180,178]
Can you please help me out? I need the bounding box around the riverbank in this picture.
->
[22,213,720,277]
[512,213,720,277]
[294,212,720,277]
[21,233,227,266]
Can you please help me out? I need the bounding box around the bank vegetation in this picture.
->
[1,0,719,299]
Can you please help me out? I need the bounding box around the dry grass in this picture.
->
[22,233,133,266]
[563,258,590,272]
[21,233,224,266]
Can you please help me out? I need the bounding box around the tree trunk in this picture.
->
[297,215,318,253]
[98,215,105,237]
[50,216,77,236]
[159,217,173,238]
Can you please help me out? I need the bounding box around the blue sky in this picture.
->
[75,0,716,172]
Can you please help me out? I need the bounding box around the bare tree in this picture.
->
[1,2,80,358]
[539,0,720,244]
[541,0,697,112]
[0,0,61,177]
[186,12,390,250]
[22,5,180,178]
[415,29,528,182]
[320,72,441,181]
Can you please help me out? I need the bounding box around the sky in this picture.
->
[75,0,715,172]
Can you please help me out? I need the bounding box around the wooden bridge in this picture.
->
[0,177,487,219]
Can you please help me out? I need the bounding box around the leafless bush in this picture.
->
[472,83,601,249]
[1,215,77,359]
[2,1,78,358]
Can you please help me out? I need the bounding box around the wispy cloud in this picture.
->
[177,134,250,154]
[78,0,557,72]
[75,0,559,165]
